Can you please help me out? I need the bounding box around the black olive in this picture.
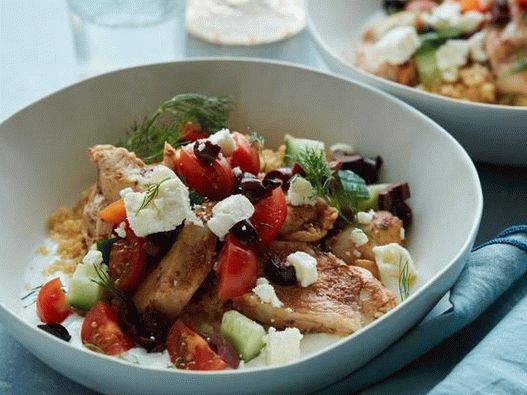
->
[264,256,296,286]
[193,140,221,164]
[37,324,71,342]
[332,152,383,184]
[491,0,510,25]
[230,220,260,244]
[383,0,406,15]
[264,167,293,189]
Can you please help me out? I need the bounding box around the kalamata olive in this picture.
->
[262,178,282,191]
[383,0,406,14]
[264,167,293,189]
[238,177,269,201]
[193,140,221,164]
[291,162,306,177]
[332,152,383,184]
[264,256,296,286]
[206,334,240,369]
[378,183,411,210]
[392,201,413,228]
[37,324,71,342]
[230,220,260,244]
[491,0,510,25]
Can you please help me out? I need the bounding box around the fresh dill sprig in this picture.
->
[248,130,265,150]
[91,263,124,301]
[21,284,42,301]
[398,256,411,301]
[124,94,234,163]
[136,177,171,214]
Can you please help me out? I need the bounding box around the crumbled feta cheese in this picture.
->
[374,26,420,65]
[185,210,204,227]
[353,250,362,258]
[124,165,191,237]
[350,228,369,247]
[207,194,255,240]
[436,39,470,82]
[329,142,354,155]
[357,211,373,225]
[422,1,483,33]
[287,176,317,206]
[119,187,134,198]
[208,128,236,156]
[286,251,318,287]
[400,227,406,240]
[114,222,127,238]
[372,243,417,301]
[264,327,303,365]
[82,250,103,266]
[253,277,283,307]
[468,31,488,62]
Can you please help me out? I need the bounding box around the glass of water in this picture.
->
[66,0,184,77]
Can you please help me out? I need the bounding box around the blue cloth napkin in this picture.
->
[318,225,527,394]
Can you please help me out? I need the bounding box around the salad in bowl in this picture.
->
[26,93,417,371]
[355,0,527,106]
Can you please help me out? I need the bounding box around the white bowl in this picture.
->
[307,0,527,166]
[0,59,482,395]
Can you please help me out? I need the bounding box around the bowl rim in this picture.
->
[0,57,483,376]
[305,0,527,113]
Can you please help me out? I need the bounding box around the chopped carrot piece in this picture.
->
[99,199,127,225]
[459,0,485,11]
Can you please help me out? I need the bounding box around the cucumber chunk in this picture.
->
[68,263,107,311]
[357,183,391,211]
[284,134,325,164]
[221,310,266,362]
[414,45,441,87]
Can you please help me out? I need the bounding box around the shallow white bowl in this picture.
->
[0,59,482,395]
[307,0,527,166]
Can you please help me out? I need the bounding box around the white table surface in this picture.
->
[1,1,526,394]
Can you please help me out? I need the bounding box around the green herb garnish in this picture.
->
[90,262,123,301]
[136,177,171,214]
[189,190,205,206]
[21,284,42,301]
[248,130,265,150]
[124,94,233,163]
[398,256,411,301]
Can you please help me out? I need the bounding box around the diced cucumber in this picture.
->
[220,310,266,362]
[284,134,325,164]
[68,263,107,311]
[357,183,391,211]
[414,45,441,87]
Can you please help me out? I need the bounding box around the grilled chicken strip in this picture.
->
[326,210,404,266]
[82,145,148,244]
[278,199,338,242]
[233,243,397,335]
[133,223,217,319]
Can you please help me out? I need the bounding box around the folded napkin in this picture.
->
[317,225,527,395]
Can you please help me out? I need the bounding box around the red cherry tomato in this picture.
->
[109,228,147,294]
[81,302,135,355]
[406,0,438,11]
[166,320,228,370]
[36,278,71,324]
[518,0,527,12]
[230,132,260,175]
[180,122,209,142]
[217,235,258,300]
[174,145,235,200]
[250,187,288,246]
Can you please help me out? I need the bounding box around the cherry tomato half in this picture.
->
[180,122,209,142]
[230,132,260,175]
[217,235,258,300]
[250,187,288,246]
[36,278,71,324]
[166,320,228,370]
[81,302,135,355]
[174,145,235,201]
[109,229,147,294]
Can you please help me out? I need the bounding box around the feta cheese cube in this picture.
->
[468,31,488,62]
[287,176,317,206]
[114,222,127,238]
[124,165,191,237]
[374,26,420,65]
[264,327,303,365]
[458,10,484,34]
[208,128,236,156]
[119,187,134,198]
[357,211,373,225]
[207,194,255,240]
[286,252,318,287]
[350,228,369,247]
[422,1,483,33]
[372,243,417,301]
[436,39,470,81]
[252,277,283,307]
[329,143,354,155]
[82,250,103,266]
